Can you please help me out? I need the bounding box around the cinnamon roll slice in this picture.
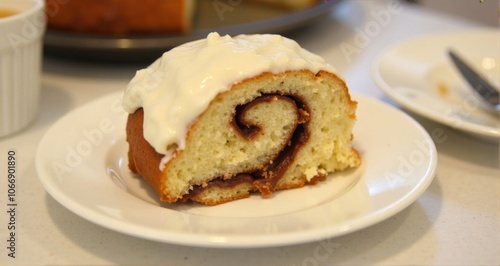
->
[123,33,361,205]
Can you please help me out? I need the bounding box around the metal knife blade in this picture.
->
[448,49,500,112]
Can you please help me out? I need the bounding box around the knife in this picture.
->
[448,49,500,112]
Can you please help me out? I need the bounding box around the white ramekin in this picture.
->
[0,0,45,138]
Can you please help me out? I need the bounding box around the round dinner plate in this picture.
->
[373,28,500,141]
[36,91,437,248]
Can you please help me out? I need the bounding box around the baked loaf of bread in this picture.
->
[124,33,360,205]
[46,0,320,35]
[46,0,195,34]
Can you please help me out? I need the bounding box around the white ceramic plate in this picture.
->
[373,29,500,141]
[36,91,437,248]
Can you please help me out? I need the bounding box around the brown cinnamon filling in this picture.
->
[252,94,310,196]
[187,174,255,200]
[185,93,310,200]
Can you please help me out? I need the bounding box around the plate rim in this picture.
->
[372,28,500,140]
[35,91,437,248]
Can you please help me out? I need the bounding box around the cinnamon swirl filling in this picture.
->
[184,93,311,199]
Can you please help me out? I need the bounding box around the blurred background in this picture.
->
[413,0,498,26]
[42,0,498,63]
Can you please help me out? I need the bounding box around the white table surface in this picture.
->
[1,1,499,265]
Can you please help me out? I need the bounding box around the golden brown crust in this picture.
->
[126,109,167,200]
[46,0,189,35]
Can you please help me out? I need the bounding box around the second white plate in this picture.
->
[36,91,437,248]
[373,28,500,140]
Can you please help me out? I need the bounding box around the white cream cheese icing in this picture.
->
[122,32,337,166]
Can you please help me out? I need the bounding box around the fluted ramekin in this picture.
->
[0,0,45,137]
